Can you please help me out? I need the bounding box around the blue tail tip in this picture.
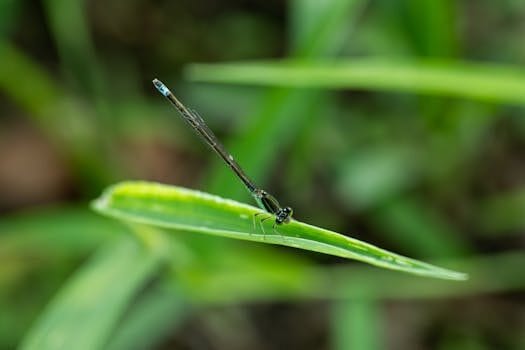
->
[152,78,171,97]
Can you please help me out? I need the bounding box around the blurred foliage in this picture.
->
[1,0,525,349]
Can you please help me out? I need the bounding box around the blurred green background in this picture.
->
[1,0,525,349]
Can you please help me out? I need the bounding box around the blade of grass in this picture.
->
[371,197,471,258]
[332,286,381,350]
[43,0,112,127]
[0,43,116,190]
[0,207,128,348]
[400,0,458,57]
[0,206,124,256]
[0,206,127,298]
[92,181,467,280]
[321,251,525,300]
[106,281,187,350]
[290,0,367,57]
[204,0,366,199]
[187,59,525,105]
[20,235,164,350]
[0,43,63,121]
[168,251,524,304]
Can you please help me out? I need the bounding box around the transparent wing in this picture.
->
[182,107,257,193]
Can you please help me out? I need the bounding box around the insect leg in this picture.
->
[272,222,287,243]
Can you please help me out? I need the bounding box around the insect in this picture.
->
[153,79,293,232]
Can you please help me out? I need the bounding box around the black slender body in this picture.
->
[153,78,293,225]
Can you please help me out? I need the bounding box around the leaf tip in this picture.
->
[90,183,116,213]
[443,271,469,281]
[429,266,469,281]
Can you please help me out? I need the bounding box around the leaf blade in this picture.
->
[20,237,162,350]
[187,59,525,105]
[93,181,467,281]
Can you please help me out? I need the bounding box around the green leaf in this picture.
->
[106,281,187,350]
[332,285,380,350]
[0,206,123,256]
[0,43,115,190]
[204,0,366,200]
[187,59,525,105]
[20,236,163,350]
[92,181,467,281]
